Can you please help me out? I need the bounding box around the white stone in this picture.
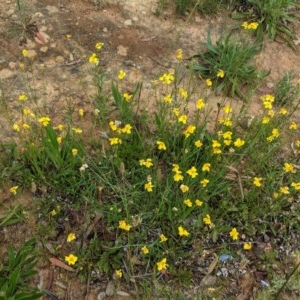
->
[40,46,48,53]
[8,62,17,69]
[0,68,14,80]
[117,45,128,56]
[124,19,132,26]
[46,5,59,14]
[97,292,106,300]
[105,281,115,296]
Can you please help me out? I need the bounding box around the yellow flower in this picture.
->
[118,70,126,80]
[223,131,232,139]
[157,141,166,150]
[13,124,20,132]
[144,181,154,192]
[242,21,259,30]
[179,87,188,100]
[67,233,76,242]
[139,158,153,168]
[229,228,239,240]
[173,108,180,116]
[115,269,122,278]
[71,127,83,134]
[195,140,203,148]
[141,246,149,254]
[186,166,198,178]
[38,116,51,127]
[176,48,183,61]
[196,98,206,110]
[109,121,118,131]
[253,177,262,187]
[195,199,203,206]
[57,136,62,144]
[89,53,99,65]
[178,226,190,237]
[119,220,132,231]
[223,118,233,127]
[291,182,300,190]
[212,140,221,148]
[206,78,212,87]
[183,125,196,138]
[159,72,174,85]
[243,243,252,250]
[22,49,28,57]
[217,69,225,78]
[109,137,122,145]
[178,114,187,124]
[183,199,193,207]
[121,124,132,134]
[163,94,172,103]
[234,138,245,148]
[172,164,180,173]
[157,258,168,271]
[66,34,72,39]
[123,93,132,102]
[223,105,232,114]
[289,122,298,130]
[248,22,259,30]
[279,186,290,194]
[50,209,57,216]
[200,179,209,187]
[159,234,168,243]
[203,214,211,225]
[78,108,84,117]
[180,184,189,193]
[202,163,211,172]
[279,108,287,115]
[283,162,295,173]
[18,94,28,101]
[173,172,184,182]
[262,116,270,124]
[72,148,78,157]
[9,186,18,195]
[65,254,78,265]
[95,42,104,50]
[22,123,30,130]
[56,124,64,131]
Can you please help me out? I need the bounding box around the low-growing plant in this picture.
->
[231,0,300,48]
[274,71,300,106]
[0,238,43,299]
[191,32,268,98]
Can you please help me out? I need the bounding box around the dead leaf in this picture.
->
[34,31,46,44]
[207,254,218,275]
[49,257,75,272]
[236,271,255,300]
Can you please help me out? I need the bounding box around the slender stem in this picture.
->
[275,261,300,298]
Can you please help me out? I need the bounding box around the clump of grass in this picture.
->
[274,71,300,106]
[191,32,267,99]
[231,0,300,48]
[0,238,42,299]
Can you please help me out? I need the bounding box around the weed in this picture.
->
[191,32,267,98]
[231,0,300,48]
[274,71,300,106]
[0,205,25,229]
[0,239,43,299]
